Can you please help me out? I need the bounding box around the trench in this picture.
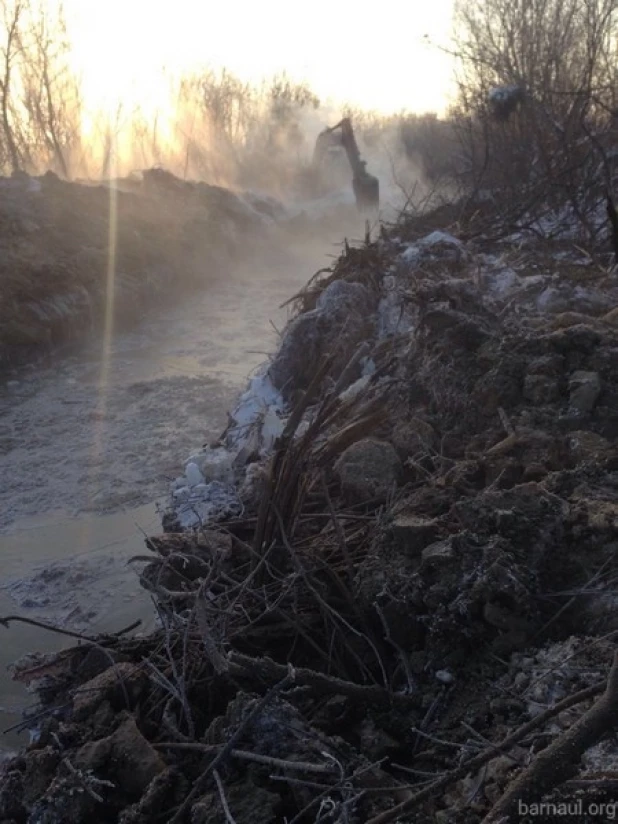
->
[0,232,344,752]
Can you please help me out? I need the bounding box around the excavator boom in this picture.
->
[313,117,379,213]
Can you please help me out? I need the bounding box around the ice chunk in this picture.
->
[175,480,242,529]
[173,485,190,501]
[260,406,284,452]
[226,368,284,450]
[361,357,376,377]
[418,230,463,250]
[401,231,463,267]
[185,462,204,488]
[339,375,371,404]
[187,447,235,484]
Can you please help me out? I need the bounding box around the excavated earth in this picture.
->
[0,168,288,374]
[4,204,618,822]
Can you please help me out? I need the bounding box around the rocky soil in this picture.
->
[3,204,618,822]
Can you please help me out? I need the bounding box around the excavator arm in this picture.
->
[314,117,379,213]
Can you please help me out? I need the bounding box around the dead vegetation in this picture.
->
[4,199,618,821]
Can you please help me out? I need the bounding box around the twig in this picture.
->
[321,472,356,586]
[0,614,110,644]
[286,760,387,824]
[156,742,336,774]
[531,555,615,643]
[62,756,115,803]
[497,406,515,437]
[363,671,607,824]
[274,506,389,688]
[374,602,415,693]
[228,651,416,710]
[169,671,294,823]
[213,769,238,824]
[483,652,618,823]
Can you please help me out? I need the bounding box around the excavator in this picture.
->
[312,117,379,214]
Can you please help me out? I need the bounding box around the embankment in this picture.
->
[3,204,618,822]
[0,169,286,374]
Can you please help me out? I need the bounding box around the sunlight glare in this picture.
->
[61,0,455,117]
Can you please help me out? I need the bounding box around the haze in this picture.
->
[62,0,455,116]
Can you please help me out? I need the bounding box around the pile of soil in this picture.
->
[3,206,618,822]
[0,169,282,374]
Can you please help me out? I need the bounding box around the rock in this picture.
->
[390,514,440,554]
[390,417,436,458]
[72,662,147,721]
[334,438,401,503]
[602,307,618,326]
[75,713,166,798]
[522,355,564,404]
[584,500,618,532]
[359,717,398,759]
[107,714,167,797]
[119,767,186,824]
[568,370,601,414]
[401,231,466,269]
[21,746,60,806]
[523,373,561,404]
[268,279,375,397]
[421,539,456,566]
[568,430,612,464]
[0,768,26,820]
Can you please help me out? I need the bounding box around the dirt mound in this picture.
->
[0,170,280,375]
[4,206,618,822]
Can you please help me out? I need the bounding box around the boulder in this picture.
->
[334,438,401,503]
[72,662,147,721]
[390,514,441,555]
[268,279,375,397]
[75,712,166,798]
[568,370,601,414]
[390,417,436,459]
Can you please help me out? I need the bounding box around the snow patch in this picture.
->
[339,375,371,404]
[401,231,464,266]
[261,406,285,452]
[185,447,235,485]
[173,480,242,530]
[185,462,204,488]
[225,368,284,450]
[168,367,288,529]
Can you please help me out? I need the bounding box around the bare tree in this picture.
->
[451,0,618,239]
[20,2,81,177]
[0,0,24,173]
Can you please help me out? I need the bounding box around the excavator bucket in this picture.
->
[353,167,379,214]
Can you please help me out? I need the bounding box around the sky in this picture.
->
[61,0,456,116]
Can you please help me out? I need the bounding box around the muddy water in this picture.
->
[0,239,324,751]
